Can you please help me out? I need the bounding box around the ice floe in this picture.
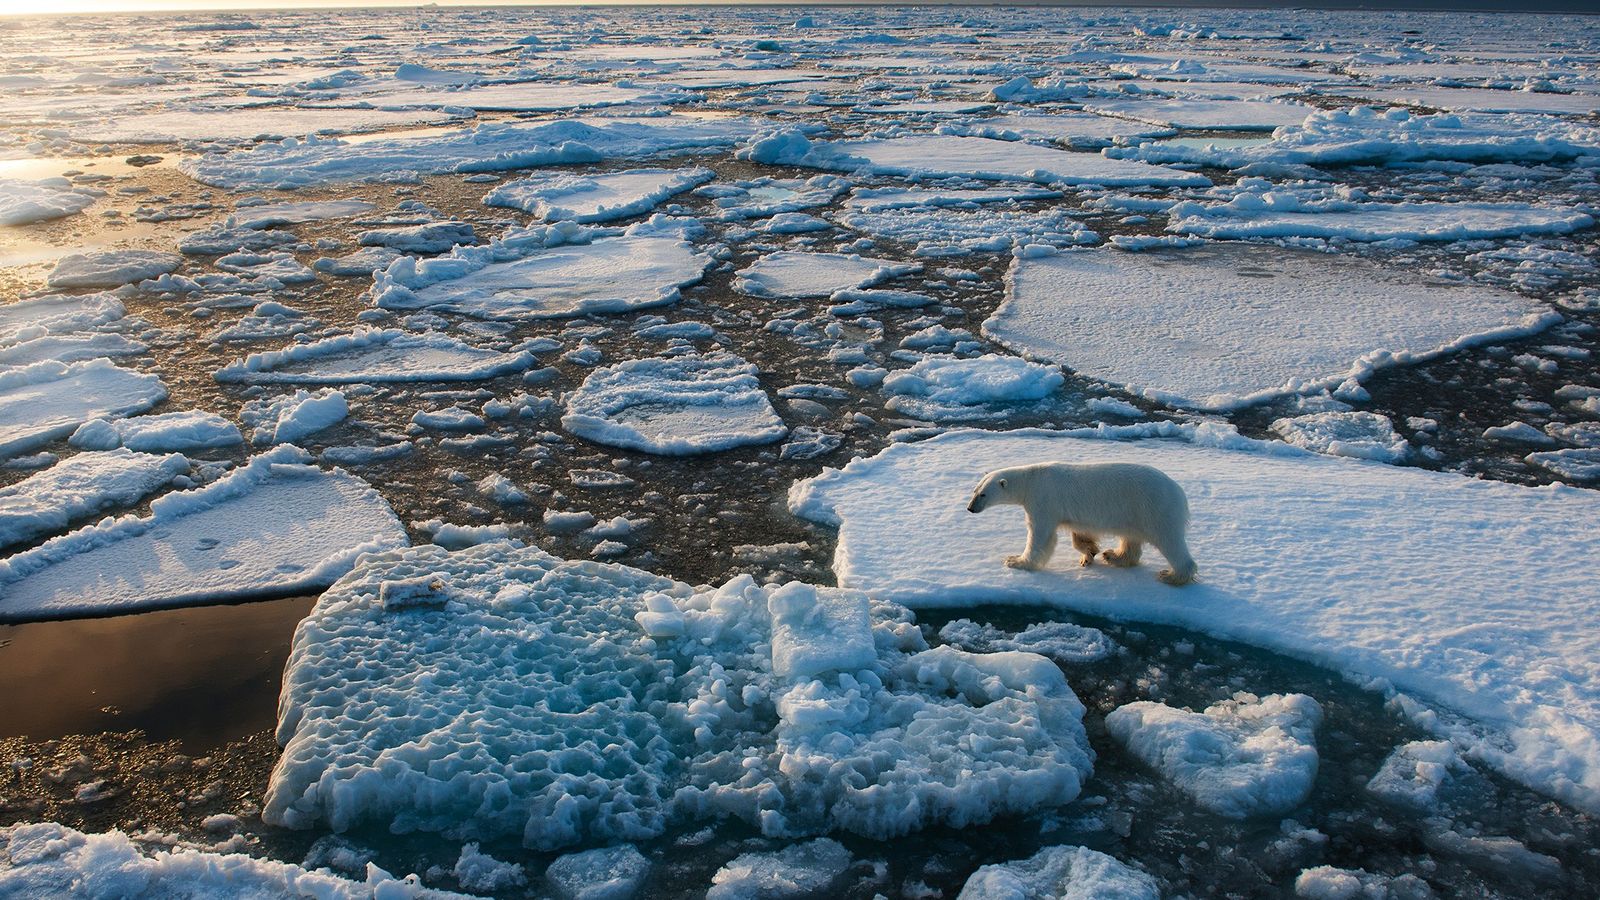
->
[745,132,1210,188]
[68,410,243,453]
[734,250,920,298]
[0,293,126,345]
[181,117,761,190]
[483,167,715,223]
[837,204,1097,256]
[0,822,468,900]
[881,354,1064,421]
[0,359,167,460]
[0,177,99,226]
[1270,411,1410,463]
[66,106,466,144]
[1168,196,1595,243]
[232,199,378,229]
[47,249,182,289]
[266,542,1093,847]
[1106,692,1323,818]
[562,352,786,455]
[790,424,1600,812]
[215,330,534,384]
[1084,98,1315,130]
[241,389,349,445]
[0,449,187,549]
[0,445,407,621]
[545,844,650,900]
[945,112,1174,149]
[957,845,1159,900]
[983,245,1556,410]
[372,225,712,319]
[708,839,852,899]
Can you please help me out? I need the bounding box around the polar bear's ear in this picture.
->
[997,478,1007,488]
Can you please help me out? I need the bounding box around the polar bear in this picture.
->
[967,462,1196,586]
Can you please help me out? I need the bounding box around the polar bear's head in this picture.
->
[966,470,1011,513]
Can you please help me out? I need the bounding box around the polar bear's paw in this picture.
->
[1005,554,1041,570]
[1158,568,1194,586]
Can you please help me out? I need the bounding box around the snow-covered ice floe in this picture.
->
[66,106,466,144]
[0,177,99,226]
[215,329,534,384]
[70,410,243,453]
[957,845,1159,900]
[0,449,187,550]
[1168,196,1595,243]
[0,822,470,900]
[1083,98,1315,131]
[1271,411,1410,463]
[266,542,1093,848]
[943,112,1174,149]
[734,250,920,298]
[741,132,1210,188]
[181,117,762,190]
[372,222,712,319]
[983,244,1557,411]
[881,354,1065,421]
[0,293,126,345]
[790,424,1600,812]
[562,352,786,455]
[483,167,714,223]
[0,359,167,460]
[47,249,182,289]
[1106,692,1323,818]
[0,445,407,621]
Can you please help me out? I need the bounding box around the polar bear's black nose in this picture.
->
[967,499,977,513]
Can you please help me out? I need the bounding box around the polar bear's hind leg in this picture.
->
[1071,531,1099,567]
[1101,537,1143,567]
[1154,533,1197,586]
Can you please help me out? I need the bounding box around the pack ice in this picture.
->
[0,178,98,226]
[562,352,787,455]
[983,245,1556,410]
[743,132,1210,188]
[0,449,187,550]
[1169,196,1595,243]
[734,251,920,298]
[266,542,1093,849]
[881,354,1065,421]
[372,224,712,319]
[0,359,167,460]
[790,425,1600,813]
[483,167,714,223]
[215,330,534,384]
[957,845,1159,900]
[0,446,408,621]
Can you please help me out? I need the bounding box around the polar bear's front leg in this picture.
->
[1071,532,1099,567]
[1005,513,1058,570]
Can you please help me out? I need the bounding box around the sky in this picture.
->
[2,0,1594,15]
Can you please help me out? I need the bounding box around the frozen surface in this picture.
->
[544,845,649,900]
[838,205,1097,256]
[1271,411,1410,463]
[1106,692,1323,818]
[374,227,712,319]
[790,425,1600,812]
[984,245,1556,410]
[70,410,243,453]
[881,354,1064,421]
[215,330,534,384]
[240,389,349,445]
[0,293,126,346]
[1169,197,1595,243]
[948,112,1173,148]
[0,445,408,621]
[47,250,182,289]
[0,822,470,900]
[0,359,167,459]
[484,167,715,223]
[735,251,919,298]
[957,845,1160,900]
[0,449,187,549]
[267,542,1092,848]
[562,352,786,455]
[1367,740,1466,811]
[0,178,98,226]
[1085,98,1315,130]
[182,117,761,190]
[938,619,1117,665]
[707,839,852,900]
[69,107,464,144]
[748,133,1210,188]
[233,199,378,229]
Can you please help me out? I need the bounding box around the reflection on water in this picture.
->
[0,595,313,749]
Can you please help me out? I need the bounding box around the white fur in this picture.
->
[967,462,1197,585]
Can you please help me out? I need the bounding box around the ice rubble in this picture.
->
[1293,866,1435,900]
[0,449,187,549]
[743,132,1210,188]
[1106,692,1323,819]
[0,292,126,345]
[707,838,852,900]
[789,425,1600,812]
[181,117,762,190]
[46,250,182,289]
[1366,740,1467,811]
[1168,197,1595,243]
[983,245,1556,411]
[483,167,715,223]
[69,410,243,452]
[0,823,469,900]
[881,354,1065,421]
[266,542,1093,849]
[544,844,650,900]
[1083,98,1315,130]
[0,177,98,226]
[214,330,534,384]
[1270,411,1410,463]
[240,389,349,445]
[734,250,920,298]
[957,845,1160,900]
[372,225,712,319]
[562,352,787,455]
[837,204,1097,256]
[938,619,1117,665]
[0,445,407,621]
[0,359,167,460]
